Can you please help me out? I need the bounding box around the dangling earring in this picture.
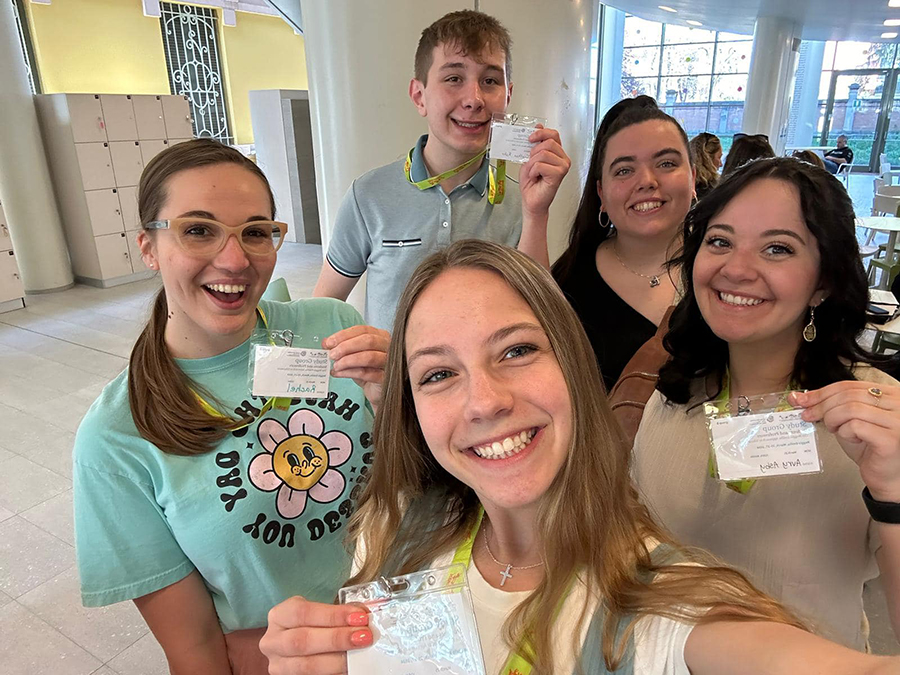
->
[599,210,611,229]
[803,305,817,343]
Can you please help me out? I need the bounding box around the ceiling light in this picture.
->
[686,20,703,26]
[890,0,900,7]
[885,19,900,26]
[883,31,899,38]
[659,5,678,12]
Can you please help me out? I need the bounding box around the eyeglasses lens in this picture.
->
[175,220,281,256]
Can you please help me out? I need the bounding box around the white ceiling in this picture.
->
[606,0,900,42]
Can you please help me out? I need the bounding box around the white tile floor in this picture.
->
[1,215,898,674]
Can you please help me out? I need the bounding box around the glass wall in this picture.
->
[619,14,752,152]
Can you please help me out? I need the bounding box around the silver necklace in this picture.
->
[612,242,664,288]
[482,521,544,587]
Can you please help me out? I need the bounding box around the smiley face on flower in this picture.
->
[249,409,352,519]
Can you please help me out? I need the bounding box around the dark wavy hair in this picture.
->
[721,135,775,176]
[658,156,890,404]
[552,96,691,287]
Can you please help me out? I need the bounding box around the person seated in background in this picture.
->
[824,135,854,174]
[722,133,775,176]
[792,149,826,171]
[689,132,722,201]
[261,240,900,675]
[312,9,569,332]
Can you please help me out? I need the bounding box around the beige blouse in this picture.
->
[632,366,897,650]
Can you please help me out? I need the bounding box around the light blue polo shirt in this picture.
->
[326,134,522,332]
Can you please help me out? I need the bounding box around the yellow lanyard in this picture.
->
[403,148,506,205]
[451,507,563,675]
[708,372,795,495]
[192,306,290,429]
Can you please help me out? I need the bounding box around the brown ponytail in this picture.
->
[127,139,275,456]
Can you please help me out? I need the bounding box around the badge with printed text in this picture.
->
[250,345,330,399]
[489,112,546,164]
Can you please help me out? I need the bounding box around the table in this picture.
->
[784,145,835,158]
[858,216,900,288]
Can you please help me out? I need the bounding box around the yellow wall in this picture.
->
[26,0,170,95]
[220,13,308,145]
[25,0,308,145]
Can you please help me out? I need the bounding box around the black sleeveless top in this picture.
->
[557,250,657,391]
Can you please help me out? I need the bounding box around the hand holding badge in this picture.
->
[248,330,330,405]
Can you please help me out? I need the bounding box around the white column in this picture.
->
[742,15,802,153]
[298,0,593,261]
[0,0,73,292]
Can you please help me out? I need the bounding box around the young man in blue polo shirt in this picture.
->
[313,10,570,332]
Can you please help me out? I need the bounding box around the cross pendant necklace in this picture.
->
[482,520,544,587]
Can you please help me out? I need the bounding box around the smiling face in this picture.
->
[138,163,277,357]
[597,119,695,241]
[272,435,329,491]
[404,268,572,513]
[693,178,825,349]
[409,42,512,164]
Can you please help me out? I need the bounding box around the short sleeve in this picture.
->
[325,181,371,278]
[847,148,854,163]
[74,460,194,607]
[632,613,695,675]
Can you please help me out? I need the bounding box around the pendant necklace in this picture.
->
[613,242,664,288]
[482,521,544,587]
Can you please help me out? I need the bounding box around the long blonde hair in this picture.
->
[689,132,722,191]
[348,240,803,671]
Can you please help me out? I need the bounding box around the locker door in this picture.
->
[95,232,134,279]
[125,230,149,273]
[84,189,125,236]
[162,95,194,139]
[100,95,138,142]
[75,143,116,190]
[68,94,107,143]
[109,141,144,187]
[133,95,167,140]
[0,251,25,303]
[117,186,139,231]
[0,222,11,254]
[140,139,169,166]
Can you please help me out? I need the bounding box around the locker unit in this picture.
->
[36,93,195,287]
[0,200,26,313]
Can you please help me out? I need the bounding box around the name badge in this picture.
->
[251,345,330,399]
[489,112,546,164]
[708,409,822,481]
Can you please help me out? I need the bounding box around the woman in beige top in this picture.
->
[633,156,900,650]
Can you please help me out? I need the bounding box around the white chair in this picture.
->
[836,161,854,187]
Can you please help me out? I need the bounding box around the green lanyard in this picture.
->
[451,507,565,675]
[403,148,506,205]
[708,372,795,495]
[192,305,291,429]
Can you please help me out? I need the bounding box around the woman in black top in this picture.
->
[553,97,695,390]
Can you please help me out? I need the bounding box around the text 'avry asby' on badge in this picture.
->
[709,408,823,481]
[251,345,330,399]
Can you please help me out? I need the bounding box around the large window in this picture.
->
[620,14,752,152]
[11,0,40,94]
[159,2,233,144]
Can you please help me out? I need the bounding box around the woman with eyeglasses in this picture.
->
[72,139,387,674]
[633,157,900,649]
[722,133,775,176]
[553,96,695,393]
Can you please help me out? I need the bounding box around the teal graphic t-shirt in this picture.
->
[73,298,374,631]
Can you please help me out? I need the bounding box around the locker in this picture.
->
[109,141,144,187]
[133,95,167,140]
[100,95,138,142]
[118,186,139,231]
[84,189,125,236]
[68,94,107,143]
[95,232,134,279]
[75,143,116,191]
[0,251,25,304]
[140,139,169,166]
[162,95,194,139]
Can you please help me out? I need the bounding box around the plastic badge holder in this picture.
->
[704,391,823,482]
[489,112,547,164]
[340,564,486,675]
[246,329,330,399]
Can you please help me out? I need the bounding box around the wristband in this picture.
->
[862,487,900,524]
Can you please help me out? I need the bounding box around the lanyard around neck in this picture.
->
[451,507,560,675]
[192,305,289,429]
[709,371,795,494]
[404,148,506,205]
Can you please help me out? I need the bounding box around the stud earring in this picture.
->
[803,305,817,343]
